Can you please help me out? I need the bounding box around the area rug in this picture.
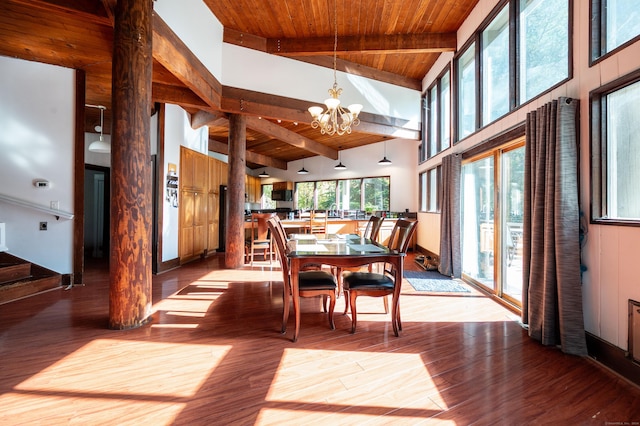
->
[403,270,470,293]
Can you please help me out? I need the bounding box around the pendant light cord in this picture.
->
[332,0,338,88]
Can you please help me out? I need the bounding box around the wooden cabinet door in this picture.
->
[193,191,206,254]
[207,191,219,251]
[180,190,195,260]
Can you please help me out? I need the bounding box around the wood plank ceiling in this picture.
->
[0,0,480,169]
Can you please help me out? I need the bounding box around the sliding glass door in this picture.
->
[461,142,524,307]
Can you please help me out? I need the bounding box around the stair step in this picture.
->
[0,262,31,285]
[0,275,62,304]
[0,252,63,304]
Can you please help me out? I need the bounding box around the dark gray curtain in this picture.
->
[438,154,461,278]
[522,97,587,356]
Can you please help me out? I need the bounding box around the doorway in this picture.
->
[461,140,524,307]
[84,165,110,263]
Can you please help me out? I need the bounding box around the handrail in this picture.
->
[0,193,74,220]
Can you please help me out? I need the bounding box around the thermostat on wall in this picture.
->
[33,180,50,189]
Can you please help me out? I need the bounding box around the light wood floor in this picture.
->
[1,254,639,425]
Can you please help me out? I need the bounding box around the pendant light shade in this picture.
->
[258,170,269,177]
[378,141,392,165]
[297,159,309,174]
[334,148,346,170]
[87,104,110,154]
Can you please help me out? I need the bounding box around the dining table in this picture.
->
[286,233,405,342]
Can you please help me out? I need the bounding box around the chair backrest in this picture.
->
[309,210,328,234]
[267,217,290,279]
[251,212,276,240]
[386,219,418,254]
[363,216,384,242]
[271,214,288,244]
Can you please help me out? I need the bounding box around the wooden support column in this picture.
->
[109,0,153,329]
[225,114,247,269]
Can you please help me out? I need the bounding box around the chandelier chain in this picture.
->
[307,0,362,136]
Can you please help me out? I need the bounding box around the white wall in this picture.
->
[259,139,419,213]
[223,44,421,123]
[153,0,223,81]
[161,104,209,262]
[0,56,75,273]
[418,0,640,352]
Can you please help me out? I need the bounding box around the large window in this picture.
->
[591,0,640,61]
[591,73,640,223]
[456,0,570,139]
[457,43,477,140]
[295,177,390,213]
[519,0,569,102]
[461,142,525,307]
[482,5,510,126]
[426,68,451,159]
[419,167,441,213]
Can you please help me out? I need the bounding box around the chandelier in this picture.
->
[308,0,362,136]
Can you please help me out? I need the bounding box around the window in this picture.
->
[591,0,640,61]
[419,167,440,213]
[262,184,275,209]
[455,0,570,139]
[426,68,451,158]
[457,43,477,140]
[461,142,525,307]
[295,177,390,212]
[591,73,640,223]
[482,5,510,126]
[519,0,569,102]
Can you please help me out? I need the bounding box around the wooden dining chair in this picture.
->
[267,217,337,341]
[342,219,418,334]
[246,212,276,265]
[309,210,328,234]
[336,216,384,306]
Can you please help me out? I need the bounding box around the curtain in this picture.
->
[438,154,461,278]
[522,97,587,356]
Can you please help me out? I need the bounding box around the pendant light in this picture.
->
[334,148,346,170]
[258,170,269,178]
[297,159,309,175]
[378,141,392,165]
[87,104,110,153]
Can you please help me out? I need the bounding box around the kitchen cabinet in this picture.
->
[180,147,208,262]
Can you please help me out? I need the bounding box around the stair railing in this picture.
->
[0,193,74,220]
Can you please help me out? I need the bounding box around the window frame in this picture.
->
[425,65,452,159]
[452,0,572,142]
[294,176,391,213]
[590,68,640,226]
[590,0,640,65]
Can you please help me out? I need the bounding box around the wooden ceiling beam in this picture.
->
[267,32,457,56]
[10,0,113,25]
[223,28,421,90]
[245,116,338,160]
[208,139,288,170]
[152,83,213,111]
[222,86,420,141]
[152,14,222,111]
[191,111,228,129]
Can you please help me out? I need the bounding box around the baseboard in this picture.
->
[586,332,640,388]
[156,257,180,274]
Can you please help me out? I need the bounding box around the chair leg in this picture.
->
[327,292,336,330]
[383,295,389,314]
[281,286,290,334]
[342,289,350,314]
[349,292,358,333]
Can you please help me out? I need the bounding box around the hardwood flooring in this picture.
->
[1,254,639,425]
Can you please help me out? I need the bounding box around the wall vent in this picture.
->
[630,299,640,364]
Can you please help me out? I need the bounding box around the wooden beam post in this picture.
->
[109,0,153,329]
[225,114,247,269]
